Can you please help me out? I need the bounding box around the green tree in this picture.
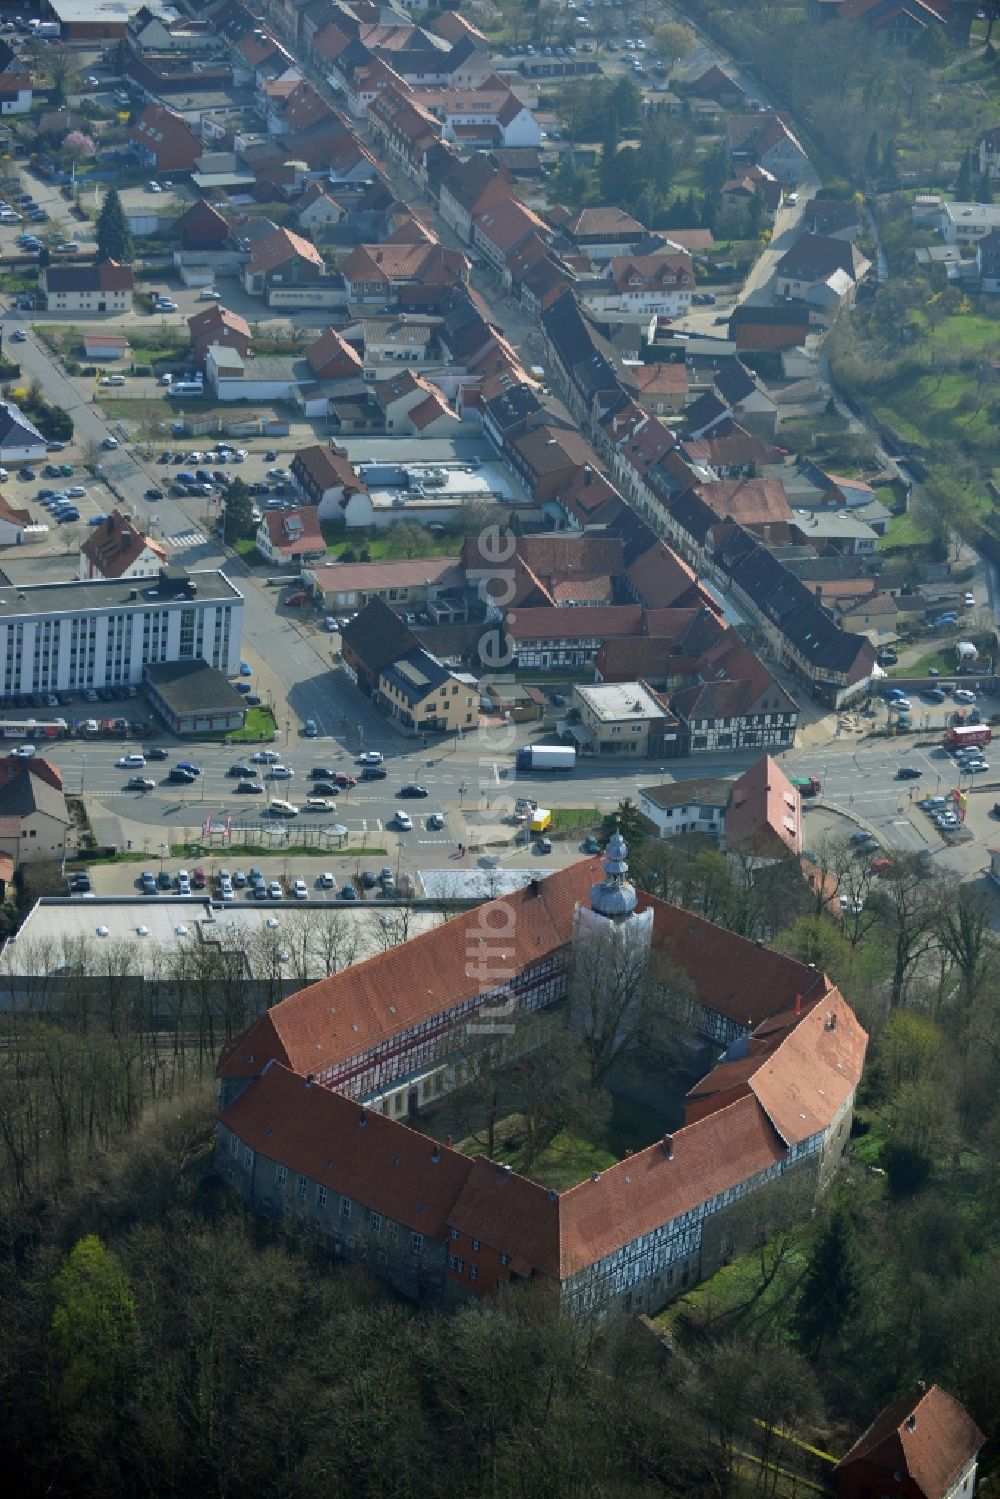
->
[794,1208,862,1355]
[50,1235,137,1414]
[957,148,974,203]
[96,188,134,266]
[865,129,881,183]
[222,476,254,545]
[601,795,644,847]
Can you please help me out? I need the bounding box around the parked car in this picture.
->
[394,810,413,830]
[895,766,922,779]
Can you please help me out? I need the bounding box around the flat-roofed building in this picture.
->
[0,566,243,696]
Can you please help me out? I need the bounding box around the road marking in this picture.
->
[163,529,207,550]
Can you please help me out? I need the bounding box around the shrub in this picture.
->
[881,1139,932,1196]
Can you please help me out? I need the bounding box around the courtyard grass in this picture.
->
[886,648,954,679]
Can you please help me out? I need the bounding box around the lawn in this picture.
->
[226,706,276,743]
[320,523,461,561]
[878,509,930,551]
[886,648,954,679]
[459,1091,669,1193]
[233,539,265,565]
[549,806,603,837]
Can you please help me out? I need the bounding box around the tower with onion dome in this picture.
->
[571,829,654,965]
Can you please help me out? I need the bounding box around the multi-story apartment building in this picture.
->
[0,567,243,697]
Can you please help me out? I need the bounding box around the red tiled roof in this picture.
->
[625,540,699,610]
[558,1094,785,1278]
[217,860,603,1081]
[260,506,324,553]
[448,1157,560,1278]
[505,605,643,642]
[748,994,868,1147]
[79,509,165,580]
[220,1061,473,1240]
[726,753,801,858]
[836,1385,984,1499]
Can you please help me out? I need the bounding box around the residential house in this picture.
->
[691,64,745,106]
[712,361,779,438]
[572,680,675,757]
[0,763,70,866]
[78,511,167,582]
[175,199,230,251]
[789,510,878,555]
[555,206,647,261]
[304,556,462,613]
[774,233,871,304]
[503,604,645,671]
[0,71,31,114]
[978,228,1000,293]
[834,591,897,641]
[726,112,810,184]
[297,182,345,231]
[979,125,1000,183]
[721,165,782,221]
[339,596,419,696]
[506,424,602,504]
[377,645,478,734]
[835,1385,984,1499]
[304,325,364,381]
[725,754,802,860]
[256,506,326,565]
[375,371,460,436]
[713,524,876,706]
[639,778,731,838]
[437,156,515,244]
[290,442,368,520]
[0,493,30,545]
[801,196,862,241]
[670,638,799,755]
[41,260,134,314]
[129,102,202,174]
[940,200,1000,246]
[0,401,47,464]
[625,363,689,419]
[729,304,810,352]
[472,197,550,275]
[585,252,695,316]
[241,226,326,299]
[340,242,468,305]
[188,304,252,365]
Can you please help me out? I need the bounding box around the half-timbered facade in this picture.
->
[217,848,866,1317]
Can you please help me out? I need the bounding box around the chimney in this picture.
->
[445,1135,453,1148]
[121,531,132,552]
[431,1147,441,1163]
[795,993,801,1017]
[906,1415,917,1433]
[306,1073,313,1085]
[662,1134,674,1160]
[826,1011,838,1031]
[106,513,115,533]
[584,463,592,485]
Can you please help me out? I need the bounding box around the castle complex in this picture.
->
[217,842,866,1315]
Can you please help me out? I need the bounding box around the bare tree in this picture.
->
[569,928,691,1087]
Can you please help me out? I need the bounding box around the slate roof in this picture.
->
[339,596,418,676]
[0,766,69,825]
[44,260,134,295]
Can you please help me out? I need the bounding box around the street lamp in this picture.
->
[458,780,467,809]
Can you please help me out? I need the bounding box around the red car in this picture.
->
[192,867,207,889]
[335,771,358,788]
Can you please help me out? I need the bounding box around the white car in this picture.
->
[176,870,191,894]
[197,288,221,300]
[954,689,977,704]
[251,748,280,763]
[116,753,145,768]
[65,486,86,498]
[293,878,308,899]
[269,798,299,817]
[219,884,235,902]
[102,437,118,450]
[306,797,334,811]
[148,181,162,193]
[357,750,383,765]
[10,743,35,758]
[964,593,976,607]
[267,764,294,779]
[395,810,413,831]
[319,871,335,888]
